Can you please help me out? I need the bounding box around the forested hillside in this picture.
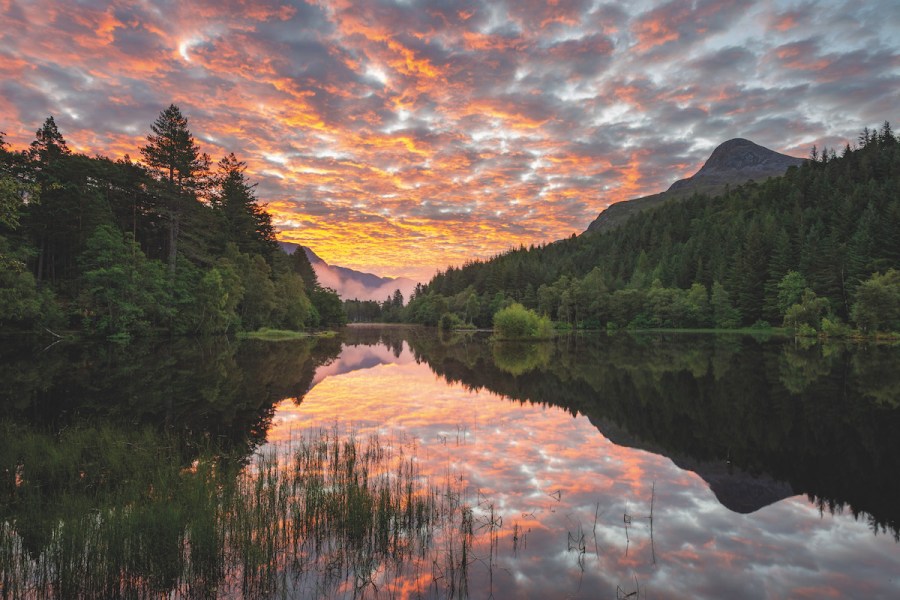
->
[0,107,345,339]
[407,124,900,333]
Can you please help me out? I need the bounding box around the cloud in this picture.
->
[1,0,898,278]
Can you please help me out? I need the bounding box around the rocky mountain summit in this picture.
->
[667,138,805,193]
[586,138,804,234]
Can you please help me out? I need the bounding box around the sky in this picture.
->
[2,0,899,281]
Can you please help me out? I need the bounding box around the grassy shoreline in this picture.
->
[236,328,337,341]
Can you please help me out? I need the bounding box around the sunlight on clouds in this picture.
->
[264,153,288,165]
[1,0,894,280]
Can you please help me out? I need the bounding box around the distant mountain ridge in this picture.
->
[279,241,417,302]
[586,138,804,234]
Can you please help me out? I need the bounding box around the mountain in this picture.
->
[411,126,900,329]
[279,242,417,302]
[591,416,794,514]
[586,138,804,234]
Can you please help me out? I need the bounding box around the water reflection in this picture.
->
[1,329,898,598]
[0,335,341,450]
[405,332,900,534]
[267,328,900,598]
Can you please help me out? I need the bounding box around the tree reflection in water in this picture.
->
[1,329,898,598]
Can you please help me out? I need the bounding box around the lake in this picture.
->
[1,327,898,598]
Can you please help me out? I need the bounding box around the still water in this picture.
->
[1,327,899,598]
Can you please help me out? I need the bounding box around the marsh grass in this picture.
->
[1,424,483,599]
[236,328,314,341]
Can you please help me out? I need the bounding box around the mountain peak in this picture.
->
[667,138,803,192]
[586,138,804,234]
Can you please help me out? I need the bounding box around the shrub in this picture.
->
[438,312,463,331]
[851,269,900,333]
[796,323,818,337]
[492,303,553,339]
[820,317,851,338]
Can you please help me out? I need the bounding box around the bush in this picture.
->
[492,303,553,340]
[438,312,463,331]
[796,323,818,338]
[782,289,829,331]
[851,269,900,333]
[820,317,851,338]
[626,313,654,330]
[580,317,602,330]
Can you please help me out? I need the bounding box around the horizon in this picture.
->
[2,0,898,281]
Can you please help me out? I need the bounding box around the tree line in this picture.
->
[343,289,405,323]
[402,123,900,335]
[0,106,345,339]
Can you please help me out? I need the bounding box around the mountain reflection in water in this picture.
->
[1,328,898,598]
[268,327,900,598]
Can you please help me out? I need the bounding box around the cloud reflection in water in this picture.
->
[266,340,900,599]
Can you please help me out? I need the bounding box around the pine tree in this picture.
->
[732,220,769,324]
[215,153,277,261]
[25,117,82,284]
[711,281,740,329]
[290,247,320,291]
[140,105,210,272]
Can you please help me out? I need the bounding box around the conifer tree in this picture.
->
[25,117,81,283]
[215,153,277,261]
[140,105,210,272]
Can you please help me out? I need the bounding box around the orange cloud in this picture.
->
[1,0,884,283]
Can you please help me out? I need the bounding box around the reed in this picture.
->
[1,423,486,599]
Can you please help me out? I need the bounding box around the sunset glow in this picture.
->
[261,340,900,597]
[2,0,898,279]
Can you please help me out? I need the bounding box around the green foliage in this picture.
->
[851,269,900,333]
[776,271,807,317]
[492,341,551,375]
[192,265,242,335]
[406,290,449,326]
[711,281,741,329]
[0,172,55,328]
[214,153,277,262]
[310,286,347,328]
[235,251,277,330]
[77,224,170,338]
[140,104,209,192]
[0,175,35,230]
[272,271,314,330]
[412,124,900,333]
[783,288,830,331]
[796,323,818,338]
[0,109,339,337]
[439,312,463,331]
[492,303,553,340]
[289,247,319,289]
[820,317,852,338]
[0,253,55,327]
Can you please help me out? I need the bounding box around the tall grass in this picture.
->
[0,424,481,599]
